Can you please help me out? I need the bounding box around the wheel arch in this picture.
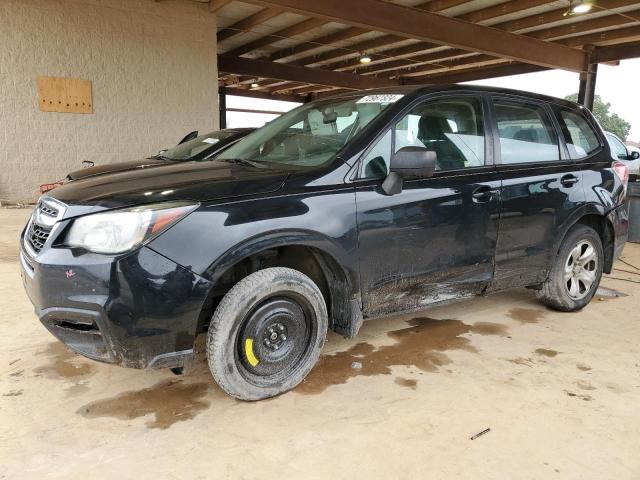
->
[197,230,363,338]
[554,206,615,274]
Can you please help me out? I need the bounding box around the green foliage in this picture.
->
[565,94,631,140]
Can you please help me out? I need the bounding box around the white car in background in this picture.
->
[605,131,640,177]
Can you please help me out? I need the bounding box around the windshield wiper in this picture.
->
[219,158,267,169]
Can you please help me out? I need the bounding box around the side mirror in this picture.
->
[630,150,640,160]
[382,147,437,195]
[178,131,198,144]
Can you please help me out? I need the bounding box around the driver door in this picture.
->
[354,94,501,318]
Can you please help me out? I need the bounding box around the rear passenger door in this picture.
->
[490,96,586,289]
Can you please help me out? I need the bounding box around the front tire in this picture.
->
[537,224,603,312]
[206,267,328,400]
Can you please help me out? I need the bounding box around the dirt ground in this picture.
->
[2,208,640,479]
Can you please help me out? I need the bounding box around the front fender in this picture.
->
[147,187,360,294]
[147,189,361,335]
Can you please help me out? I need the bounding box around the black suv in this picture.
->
[20,86,628,400]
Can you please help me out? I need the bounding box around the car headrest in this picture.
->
[418,115,452,143]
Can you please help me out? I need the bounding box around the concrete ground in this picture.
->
[2,207,640,480]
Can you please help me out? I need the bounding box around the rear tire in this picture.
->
[537,224,603,312]
[206,267,328,400]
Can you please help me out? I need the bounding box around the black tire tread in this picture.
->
[537,224,603,312]
[206,267,327,400]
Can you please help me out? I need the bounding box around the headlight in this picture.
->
[66,202,197,254]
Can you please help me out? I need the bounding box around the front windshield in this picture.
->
[161,131,236,161]
[217,93,404,168]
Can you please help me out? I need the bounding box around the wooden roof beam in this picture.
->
[217,8,284,42]
[243,0,587,71]
[559,25,640,47]
[406,62,548,84]
[387,28,640,81]
[277,0,638,72]
[495,0,640,33]
[224,18,326,56]
[223,86,303,102]
[592,42,640,62]
[528,9,640,41]
[267,0,476,62]
[333,8,640,76]
[273,0,552,67]
[380,29,640,80]
[316,2,640,77]
[269,27,371,62]
[218,55,400,89]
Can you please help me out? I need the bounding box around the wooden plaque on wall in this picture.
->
[37,76,93,114]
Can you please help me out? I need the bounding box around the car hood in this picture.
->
[66,158,174,181]
[49,160,289,217]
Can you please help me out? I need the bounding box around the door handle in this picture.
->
[472,186,499,203]
[561,174,579,187]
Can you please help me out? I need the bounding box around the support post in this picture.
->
[577,74,587,106]
[219,86,227,129]
[583,62,598,111]
[578,47,597,111]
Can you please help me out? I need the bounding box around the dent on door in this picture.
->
[492,167,585,289]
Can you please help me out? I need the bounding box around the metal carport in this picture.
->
[213,0,640,126]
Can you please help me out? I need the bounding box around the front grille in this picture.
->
[24,199,65,255]
[39,204,59,218]
[27,223,52,253]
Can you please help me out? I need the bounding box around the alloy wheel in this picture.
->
[564,239,598,300]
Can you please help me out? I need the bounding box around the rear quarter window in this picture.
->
[556,108,601,159]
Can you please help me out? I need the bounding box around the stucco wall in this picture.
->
[0,0,218,203]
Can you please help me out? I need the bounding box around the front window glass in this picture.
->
[162,131,235,160]
[361,130,392,178]
[218,94,403,168]
[558,109,600,159]
[493,100,560,164]
[393,97,485,171]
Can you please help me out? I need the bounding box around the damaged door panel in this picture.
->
[356,94,500,317]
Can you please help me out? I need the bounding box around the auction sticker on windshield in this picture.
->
[357,94,404,104]
[202,138,220,144]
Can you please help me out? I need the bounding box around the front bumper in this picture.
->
[20,243,212,369]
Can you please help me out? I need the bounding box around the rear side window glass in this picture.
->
[493,100,560,164]
[558,109,600,159]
